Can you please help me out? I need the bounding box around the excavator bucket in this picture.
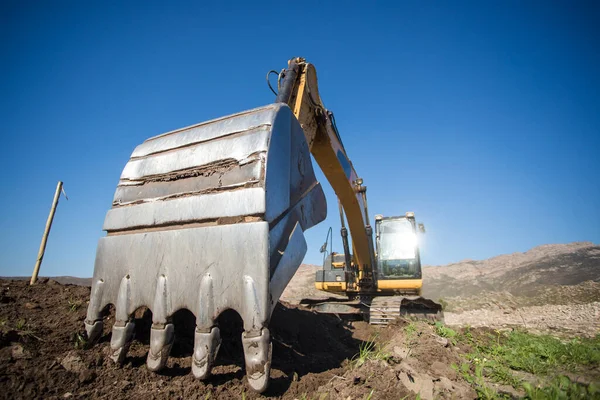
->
[84,103,326,392]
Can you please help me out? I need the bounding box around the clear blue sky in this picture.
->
[1,1,599,277]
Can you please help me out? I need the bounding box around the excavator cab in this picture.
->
[374,213,422,284]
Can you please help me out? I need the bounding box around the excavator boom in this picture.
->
[276,58,376,287]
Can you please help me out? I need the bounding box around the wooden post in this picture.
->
[30,181,63,285]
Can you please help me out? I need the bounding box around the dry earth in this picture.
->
[0,279,477,400]
[1,242,598,398]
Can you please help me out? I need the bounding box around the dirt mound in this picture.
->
[0,279,486,399]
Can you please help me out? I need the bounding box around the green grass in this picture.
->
[351,336,391,368]
[434,321,458,344]
[451,326,600,399]
[465,330,600,376]
[523,376,599,399]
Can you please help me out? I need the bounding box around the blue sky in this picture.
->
[1,1,599,277]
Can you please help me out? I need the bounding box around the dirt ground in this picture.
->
[0,279,484,400]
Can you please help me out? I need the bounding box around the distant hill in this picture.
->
[421,242,600,300]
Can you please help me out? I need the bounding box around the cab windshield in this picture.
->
[376,218,421,279]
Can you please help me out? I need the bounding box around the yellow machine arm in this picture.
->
[273,57,376,287]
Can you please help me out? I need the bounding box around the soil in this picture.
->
[445,302,600,338]
[0,279,479,400]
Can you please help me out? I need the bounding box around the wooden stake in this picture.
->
[30,181,63,285]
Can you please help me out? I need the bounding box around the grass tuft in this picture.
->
[68,296,83,312]
[351,336,391,369]
[434,322,458,344]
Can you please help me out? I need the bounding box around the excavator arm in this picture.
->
[275,58,376,288]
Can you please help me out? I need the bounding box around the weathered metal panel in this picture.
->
[113,159,263,205]
[103,187,265,232]
[121,126,271,181]
[131,104,280,158]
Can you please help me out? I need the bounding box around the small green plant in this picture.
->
[405,322,417,337]
[72,332,88,349]
[68,296,82,312]
[364,389,374,400]
[454,361,503,399]
[404,321,419,346]
[15,318,26,330]
[352,336,391,368]
[434,322,456,338]
[434,322,458,344]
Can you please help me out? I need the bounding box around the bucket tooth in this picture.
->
[242,328,272,393]
[84,320,103,344]
[146,275,174,371]
[147,323,175,371]
[110,275,134,364]
[110,321,135,364]
[192,326,221,380]
[242,275,266,333]
[84,279,105,343]
[196,274,215,330]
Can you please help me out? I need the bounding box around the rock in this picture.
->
[79,370,97,384]
[11,344,31,360]
[60,351,86,373]
[434,376,454,392]
[433,377,477,399]
[62,393,73,398]
[496,383,523,398]
[24,302,41,310]
[432,335,449,347]
[430,361,453,379]
[398,370,434,400]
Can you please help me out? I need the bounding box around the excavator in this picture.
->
[308,211,442,325]
[84,57,441,392]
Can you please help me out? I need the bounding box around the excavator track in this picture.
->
[369,296,444,325]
